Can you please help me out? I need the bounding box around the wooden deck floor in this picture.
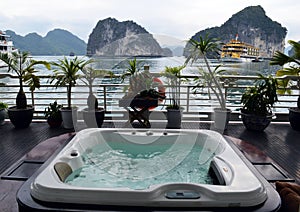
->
[0,120,300,211]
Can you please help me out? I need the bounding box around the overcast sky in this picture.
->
[1,0,299,44]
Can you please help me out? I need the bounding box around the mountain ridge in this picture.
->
[6,29,86,55]
[86,17,170,57]
[183,5,287,58]
[5,6,289,57]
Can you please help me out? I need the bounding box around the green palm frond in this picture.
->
[25,74,40,92]
[271,40,300,102]
[121,58,142,82]
[163,65,185,78]
[50,56,93,108]
[288,40,300,61]
[270,51,296,66]
[271,40,300,66]
[213,65,225,75]
[184,34,226,109]
[80,66,113,87]
[51,56,86,86]
[0,51,50,108]
[185,33,221,65]
[241,75,278,115]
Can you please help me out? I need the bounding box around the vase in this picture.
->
[213,108,231,131]
[60,107,77,129]
[82,108,105,128]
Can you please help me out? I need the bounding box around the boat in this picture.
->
[220,34,260,63]
[251,57,264,63]
[0,30,17,67]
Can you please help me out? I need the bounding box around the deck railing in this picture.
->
[0,74,299,122]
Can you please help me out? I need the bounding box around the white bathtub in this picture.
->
[30,128,268,208]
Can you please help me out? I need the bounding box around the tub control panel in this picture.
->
[165,191,201,199]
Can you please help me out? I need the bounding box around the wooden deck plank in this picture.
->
[0,122,73,174]
[0,121,300,212]
[1,121,300,182]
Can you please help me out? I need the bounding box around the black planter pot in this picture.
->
[0,109,6,125]
[83,108,105,128]
[166,108,182,129]
[8,106,34,128]
[47,116,62,128]
[241,111,273,131]
[289,107,300,131]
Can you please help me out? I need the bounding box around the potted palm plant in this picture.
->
[185,34,231,131]
[50,56,92,129]
[161,65,185,129]
[80,63,113,128]
[0,102,8,125]
[119,59,166,127]
[0,51,50,128]
[120,59,150,124]
[121,58,151,98]
[241,74,278,131]
[44,101,63,128]
[270,40,300,131]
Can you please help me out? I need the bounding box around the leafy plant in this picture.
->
[0,102,8,110]
[185,34,226,110]
[270,40,300,109]
[80,63,113,110]
[0,51,50,109]
[161,65,185,109]
[121,58,152,97]
[121,58,142,81]
[44,101,62,119]
[241,74,278,116]
[50,56,93,109]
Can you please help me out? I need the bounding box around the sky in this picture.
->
[1,0,299,46]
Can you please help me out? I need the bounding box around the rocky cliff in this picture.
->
[87,18,167,57]
[183,5,287,58]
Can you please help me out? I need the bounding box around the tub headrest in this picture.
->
[54,162,72,182]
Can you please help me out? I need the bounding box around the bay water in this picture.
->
[0,56,280,111]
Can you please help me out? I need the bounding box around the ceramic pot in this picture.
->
[289,107,300,131]
[82,108,105,128]
[8,106,34,128]
[60,107,77,129]
[47,115,62,128]
[0,109,6,125]
[213,108,231,131]
[166,108,182,129]
[241,112,273,131]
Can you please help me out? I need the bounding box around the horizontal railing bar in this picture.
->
[1,74,300,122]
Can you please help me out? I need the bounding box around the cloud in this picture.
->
[1,0,299,43]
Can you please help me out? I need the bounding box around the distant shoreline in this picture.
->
[88,55,166,58]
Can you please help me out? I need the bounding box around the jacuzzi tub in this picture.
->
[28,128,274,209]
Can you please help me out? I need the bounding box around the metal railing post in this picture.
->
[186,86,190,112]
[103,85,107,111]
[0,73,299,122]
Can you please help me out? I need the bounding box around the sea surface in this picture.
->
[0,56,281,111]
[0,55,280,76]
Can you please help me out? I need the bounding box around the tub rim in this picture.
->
[30,128,269,208]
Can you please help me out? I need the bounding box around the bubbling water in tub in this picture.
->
[65,131,219,189]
